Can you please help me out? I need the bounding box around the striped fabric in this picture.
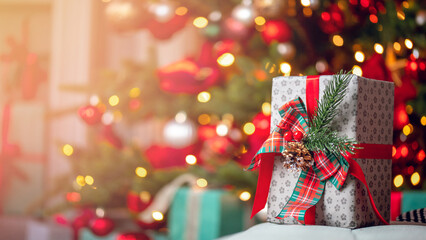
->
[248,97,351,224]
[397,208,426,223]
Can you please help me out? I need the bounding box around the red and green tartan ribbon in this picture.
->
[247,97,349,224]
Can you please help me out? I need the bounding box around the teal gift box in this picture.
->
[169,187,248,240]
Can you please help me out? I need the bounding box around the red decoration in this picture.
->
[239,112,270,165]
[394,76,417,106]
[293,131,303,141]
[100,125,123,149]
[319,4,345,34]
[261,20,292,45]
[361,53,393,82]
[127,191,152,213]
[393,103,409,130]
[145,144,201,169]
[146,14,188,40]
[89,217,115,237]
[71,209,95,240]
[284,131,293,141]
[157,43,221,94]
[78,105,102,125]
[117,232,150,240]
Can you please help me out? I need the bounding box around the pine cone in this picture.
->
[281,142,313,171]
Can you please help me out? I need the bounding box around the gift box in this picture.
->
[0,101,46,214]
[391,191,426,221]
[169,187,248,240]
[249,75,394,228]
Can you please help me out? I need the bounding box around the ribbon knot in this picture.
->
[248,97,389,225]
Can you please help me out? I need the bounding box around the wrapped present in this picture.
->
[391,191,426,221]
[248,74,394,228]
[169,187,248,240]
[0,101,46,214]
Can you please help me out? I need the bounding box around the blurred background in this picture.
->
[0,0,425,239]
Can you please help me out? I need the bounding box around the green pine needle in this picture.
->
[304,70,358,156]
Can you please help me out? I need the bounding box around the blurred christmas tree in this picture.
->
[45,0,425,232]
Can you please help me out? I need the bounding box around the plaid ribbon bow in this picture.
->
[247,97,350,224]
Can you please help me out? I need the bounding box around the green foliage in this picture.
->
[304,71,357,155]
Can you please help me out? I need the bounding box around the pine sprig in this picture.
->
[311,70,352,129]
[304,70,358,156]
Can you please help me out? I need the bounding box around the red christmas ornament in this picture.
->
[117,232,150,240]
[89,217,115,237]
[319,4,345,34]
[157,43,221,94]
[146,14,188,40]
[71,209,95,240]
[100,125,123,149]
[127,191,152,213]
[145,143,201,169]
[78,105,102,125]
[361,53,393,82]
[293,131,303,141]
[261,20,292,45]
[284,131,293,141]
[239,112,271,165]
[394,103,409,130]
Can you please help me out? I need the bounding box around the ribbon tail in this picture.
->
[250,153,275,219]
[347,157,389,225]
[276,168,325,224]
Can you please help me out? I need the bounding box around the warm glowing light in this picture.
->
[185,155,197,165]
[392,146,397,157]
[239,191,251,201]
[402,1,409,8]
[90,95,100,106]
[108,95,120,106]
[397,10,405,20]
[411,172,420,186]
[193,17,208,28]
[66,192,81,202]
[254,16,266,26]
[175,6,188,16]
[85,175,94,185]
[369,14,378,23]
[279,62,291,75]
[140,191,151,203]
[394,175,404,188]
[406,105,413,114]
[96,208,105,218]
[262,102,271,116]
[63,144,74,156]
[303,7,313,17]
[198,114,211,125]
[216,124,229,136]
[354,51,365,62]
[114,111,123,122]
[175,111,187,123]
[332,35,344,47]
[135,167,148,178]
[374,43,384,54]
[76,175,86,186]
[417,150,425,161]
[401,145,409,157]
[402,124,412,136]
[129,87,141,98]
[405,39,413,49]
[152,211,164,221]
[421,116,426,126]
[102,111,114,125]
[352,65,362,76]
[301,0,310,7]
[393,42,401,52]
[217,53,235,67]
[197,91,211,103]
[243,122,256,135]
[196,178,208,188]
